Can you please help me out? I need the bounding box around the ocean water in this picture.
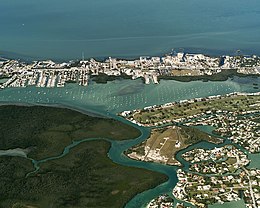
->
[1,0,260,60]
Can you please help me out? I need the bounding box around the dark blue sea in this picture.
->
[1,0,260,60]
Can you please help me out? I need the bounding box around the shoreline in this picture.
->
[159,69,260,82]
[2,47,260,63]
[0,103,169,208]
[90,69,259,85]
[0,84,258,206]
[0,101,110,119]
[120,91,260,127]
[124,124,224,169]
[1,51,260,90]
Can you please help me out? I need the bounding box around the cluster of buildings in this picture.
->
[122,92,260,208]
[184,110,260,153]
[174,203,191,208]
[0,60,89,89]
[161,53,260,74]
[173,167,260,208]
[147,194,174,208]
[120,92,260,127]
[1,52,260,90]
[225,55,260,74]
[126,140,175,165]
[147,194,192,208]
[182,145,250,174]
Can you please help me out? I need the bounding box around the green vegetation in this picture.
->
[0,105,167,208]
[0,105,141,160]
[159,69,259,82]
[180,126,222,145]
[253,117,260,123]
[126,126,185,165]
[127,125,222,166]
[133,95,260,125]
[91,73,131,84]
[0,141,167,208]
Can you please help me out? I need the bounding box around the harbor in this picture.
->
[0,76,259,113]
[1,53,260,90]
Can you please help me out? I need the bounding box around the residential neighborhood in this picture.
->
[1,52,260,90]
[122,92,260,208]
[173,168,260,208]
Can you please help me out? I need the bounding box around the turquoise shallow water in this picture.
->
[1,0,260,60]
[0,78,8,84]
[248,153,260,169]
[0,77,259,207]
[0,77,259,113]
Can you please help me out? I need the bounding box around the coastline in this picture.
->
[120,91,260,127]
[1,51,260,90]
[3,46,260,63]
[0,101,107,119]
[124,123,224,169]
[0,75,259,207]
[0,48,238,63]
[0,103,169,208]
[89,69,259,85]
[159,69,260,82]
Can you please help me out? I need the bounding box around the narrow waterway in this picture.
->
[25,108,180,208]
[0,77,259,207]
[0,103,251,208]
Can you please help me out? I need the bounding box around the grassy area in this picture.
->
[0,105,167,208]
[0,105,141,160]
[145,127,185,165]
[180,126,222,145]
[127,125,222,166]
[133,95,260,125]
